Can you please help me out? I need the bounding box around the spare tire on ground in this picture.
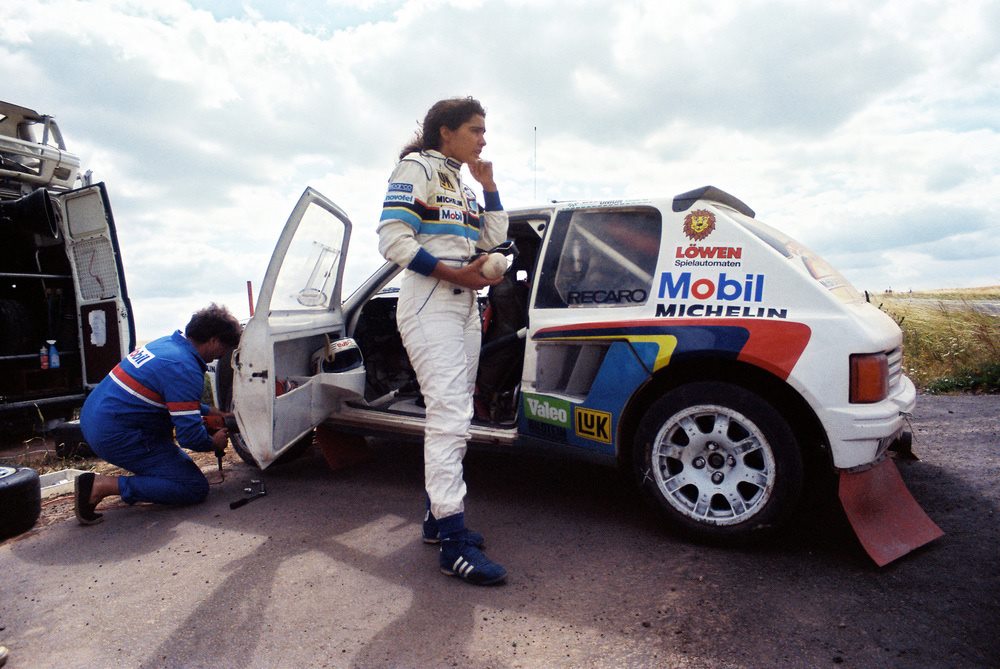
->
[51,419,94,458]
[0,466,42,540]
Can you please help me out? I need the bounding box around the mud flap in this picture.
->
[839,457,944,567]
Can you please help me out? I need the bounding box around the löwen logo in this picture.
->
[683,209,716,241]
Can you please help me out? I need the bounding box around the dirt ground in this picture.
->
[0,436,244,530]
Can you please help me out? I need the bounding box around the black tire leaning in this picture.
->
[633,382,803,544]
[0,466,42,540]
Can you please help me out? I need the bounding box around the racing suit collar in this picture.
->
[171,330,208,372]
[423,149,463,172]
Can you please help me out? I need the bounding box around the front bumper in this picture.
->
[823,374,917,469]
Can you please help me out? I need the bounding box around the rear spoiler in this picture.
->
[672,186,755,218]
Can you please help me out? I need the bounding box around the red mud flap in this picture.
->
[839,458,944,567]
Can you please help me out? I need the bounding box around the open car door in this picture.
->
[230,188,360,468]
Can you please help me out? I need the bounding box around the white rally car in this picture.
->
[230,186,941,565]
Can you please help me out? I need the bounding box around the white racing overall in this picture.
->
[376,150,508,521]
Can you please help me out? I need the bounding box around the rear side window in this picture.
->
[535,207,661,308]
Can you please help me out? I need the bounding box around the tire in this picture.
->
[633,382,803,543]
[215,347,235,411]
[0,466,42,540]
[271,430,314,466]
[52,419,95,459]
[229,429,314,469]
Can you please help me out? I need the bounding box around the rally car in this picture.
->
[0,101,134,429]
[229,186,941,565]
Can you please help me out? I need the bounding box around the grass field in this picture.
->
[873,286,999,393]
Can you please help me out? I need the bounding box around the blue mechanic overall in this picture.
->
[80,331,215,505]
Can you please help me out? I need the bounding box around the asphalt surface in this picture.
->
[2,394,999,668]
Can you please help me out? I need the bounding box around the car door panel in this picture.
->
[231,188,354,468]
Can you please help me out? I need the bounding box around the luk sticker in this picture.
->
[575,407,612,444]
[683,209,716,241]
[523,394,571,428]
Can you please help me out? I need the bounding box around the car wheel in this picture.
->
[634,382,803,543]
[0,466,42,540]
[271,430,315,466]
[229,430,314,469]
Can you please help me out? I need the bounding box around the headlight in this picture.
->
[850,353,889,403]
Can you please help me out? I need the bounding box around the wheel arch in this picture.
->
[616,356,831,479]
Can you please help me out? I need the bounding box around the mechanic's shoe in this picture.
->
[422,510,484,547]
[0,644,9,667]
[74,472,104,526]
[439,536,507,586]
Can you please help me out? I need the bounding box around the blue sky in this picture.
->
[2,0,997,340]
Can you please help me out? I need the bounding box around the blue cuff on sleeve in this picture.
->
[407,248,439,276]
[483,191,503,211]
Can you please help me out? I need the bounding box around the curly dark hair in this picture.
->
[399,97,486,160]
[184,303,242,347]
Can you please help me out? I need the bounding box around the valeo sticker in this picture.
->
[574,407,612,444]
[523,393,571,428]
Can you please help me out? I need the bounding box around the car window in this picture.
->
[535,207,661,308]
[270,202,346,311]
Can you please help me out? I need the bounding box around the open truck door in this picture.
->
[56,185,135,386]
[0,182,134,421]
[230,188,361,468]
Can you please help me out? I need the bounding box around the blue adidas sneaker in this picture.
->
[439,536,507,586]
[423,510,485,548]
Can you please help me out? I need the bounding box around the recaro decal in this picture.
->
[575,407,612,444]
[567,289,648,305]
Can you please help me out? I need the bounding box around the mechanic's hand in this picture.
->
[468,159,497,192]
[211,427,230,451]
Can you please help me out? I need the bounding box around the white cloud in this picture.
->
[3,0,997,338]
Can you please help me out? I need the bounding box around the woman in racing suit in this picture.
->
[376,97,508,585]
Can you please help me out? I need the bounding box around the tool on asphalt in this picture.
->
[230,479,267,509]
